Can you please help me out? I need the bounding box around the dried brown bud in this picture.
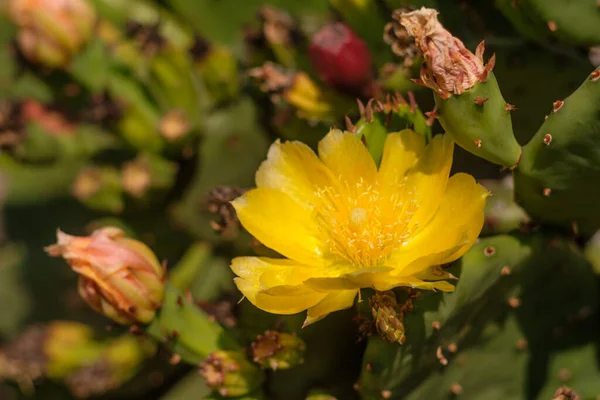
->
[207,186,248,238]
[384,7,420,67]
[399,8,494,98]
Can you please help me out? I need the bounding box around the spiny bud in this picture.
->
[251,330,306,371]
[45,227,165,325]
[308,23,373,96]
[399,8,494,99]
[7,0,96,68]
[199,351,264,397]
[369,291,406,345]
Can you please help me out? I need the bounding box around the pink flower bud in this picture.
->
[308,23,373,95]
[7,0,96,68]
[45,227,164,324]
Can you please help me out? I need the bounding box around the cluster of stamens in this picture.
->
[314,176,417,268]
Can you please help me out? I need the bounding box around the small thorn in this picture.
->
[176,296,184,307]
[353,383,361,391]
[432,321,441,330]
[508,297,521,308]
[572,221,580,236]
[436,345,448,366]
[543,188,552,197]
[407,92,417,112]
[447,343,458,353]
[484,246,496,256]
[558,368,572,382]
[129,325,143,335]
[543,133,552,145]
[169,354,182,365]
[547,21,557,32]
[501,266,512,276]
[357,99,365,117]
[553,100,564,112]
[365,99,375,123]
[365,362,373,372]
[171,330,180,339]
[474,96,488,105]
[504,103,517,111]
[591,70,600,82]
[185,289,193,302]
[381,390,392,399]
[345,115,356,133]
[474,139,482,148]
[515,338,528,351]
[450,383,463,395]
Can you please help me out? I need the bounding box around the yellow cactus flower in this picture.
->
[231,129,488,326]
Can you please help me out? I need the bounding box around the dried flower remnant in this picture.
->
[399,8,495,99]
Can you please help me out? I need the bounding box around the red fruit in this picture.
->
[308,23,373,95]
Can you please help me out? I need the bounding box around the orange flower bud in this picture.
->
[399,7,494,99]
[45,227,165,325]
[7,0,96,68]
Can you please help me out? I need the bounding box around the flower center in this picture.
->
[314,177,417,268]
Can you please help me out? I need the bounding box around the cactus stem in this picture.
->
[547,21,558,32]
[450,383,463,395]
[474,139,482,148]
[553,100,565,112]
[474,96,489,105]
[381,389,392,399]
[543,133,553,145]
[436,345,448,366]
[508,297,521,308]
[483,246,496,256]
[504,103,517,111]
[501,266,512,276]
[169,354,181,365]
[591,70,600,82]
[543,188,552,197]
[432,321,441,330]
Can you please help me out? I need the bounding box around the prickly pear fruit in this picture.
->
[513,67,600,235]
[398,8,522,167]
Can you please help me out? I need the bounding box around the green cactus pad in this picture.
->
[514,67,600,235]
[434,73,522,168]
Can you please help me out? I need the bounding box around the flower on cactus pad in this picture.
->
[230,129,488,326]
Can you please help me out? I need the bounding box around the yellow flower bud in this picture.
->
[7,0,96,68]
[45,227,165,325]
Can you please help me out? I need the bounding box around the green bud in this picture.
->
[251,331,306,371]
[200,351,265,397]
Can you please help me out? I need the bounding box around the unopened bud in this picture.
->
[7,0,96,68]
[309,23,373,95]
[200,351,264,397]
[251,330,306,371]
[399,8,494,99]
[45,227,165,325]
[369,291,406,345]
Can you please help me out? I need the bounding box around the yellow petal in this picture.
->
[255,140,334,206]
[318,129,377,184]
[405,133,454,231]
[304,267,394,290]
[372,275,455,292]
[304,290,358,327]
[414,265,458,281]
[389,173,488,277]
[255,284,327,314]
[232,257,327,315]
[232,188,325,266]
[378,129,426,188]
